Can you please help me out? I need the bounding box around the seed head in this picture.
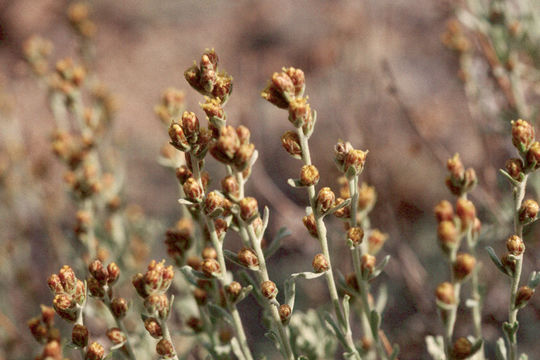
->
[312,253,330,273]
[453,253,476,280]
[261,280,278,299]
[434,200,454,223]
[300,165,319,186]
[436,282,455,305]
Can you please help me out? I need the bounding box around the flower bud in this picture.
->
[144,318,163,338]
[234,143,255,171]
[281,131,302,158]
[144,294,169,319]
[283,67,305,96]
[317,187,335,213]
[181,111,199,141]
[344,149,368,175]
[261,280,278,299]
[333,197,351,219]
[239,197,258,221]
[506,158,524,180]
[506,235,525,256]
[28,317,47,343]
[453,253,476,280]
[132,273,148,298]
[279,304,292,323]
[501,253,517,276]
[40,305,55,326]
[72,324,89,347]
[86,342,105,360]
[106,328,126,345]
[436,282,455,305]
[48,274,64,294]
[89,260,108,285]
[334,141,354,171]
[175,165,192,185]
[434,200,454,223]
[361,254,376,275]
[472,217,482,238]
[53,294,77,322]
[42,340,62,359]
[447,153,465,180]
[347,227,364,246]
[183,177,204,203]
[201,247,217,260]
[437,221,458,250]
[303,213,318,237]
[451,337,472,360]
[59,265,77,294]
[187,316,203,333]
[300,165,319,186]
[526,141,540,169]
[107,263,120,285]
[168,123,189,151]
[515,286,534,308]
[201,258,221,277]
[226,281,243,301]
[312,253,330,273]
[511,119,535,151]
[87,277,105,298]
[238,248,259,268]
[110,297,128,319]
[368,229,388,255]
[357,182,376,210]
[519,199,539,223]
[272,72,295,100]
[463,168,477,191]
[212,73,233,102]
[456,198,476,229]
[156,338,176,357]
[218,177,238,199]
[346,273,359,292]
[210,126,240,164]
[288,97,312,128]
[204,191,224,216]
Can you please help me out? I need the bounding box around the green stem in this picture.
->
[160,319,180,360]
[103,289,136,360]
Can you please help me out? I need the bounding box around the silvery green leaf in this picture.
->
[235,285,253,303]
[368,255,391,280]
[180,265,208,286]
[178,198,196,206]
[499,169,520,186]
[343,351,357,359]
[326,198,351,216]
[376,283,388,314]
[470,338,484,357]
[323,312,347,347]
[262,206,270,233]
[239,270,265,306]
[209,115,226,129]
[288,178,308,188]
[247,149,259,169]
[230,337,247,360]
[224,249,258,270]
[465,298,478,308]
[265,331,285,358]
[369,310,381,340]
[264,227,290,259]
[208,303,233,326]
[425,335,445,360]
[486,247,509,276]
[342,295,351,325]
[527,271,540,289]
[110,342,126,350]
[495,337,507,360]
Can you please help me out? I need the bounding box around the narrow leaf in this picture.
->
[486,247,509,276]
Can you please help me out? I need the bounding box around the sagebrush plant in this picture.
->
[5,1,539,360]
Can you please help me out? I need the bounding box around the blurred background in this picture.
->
[1,0,539,359]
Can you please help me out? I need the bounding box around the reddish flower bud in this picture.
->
[456,198,476,229]
[110,297,128,319]
[288,97,312,128]
[505,158,524,180]
[303,213,318,237]
[239,197,258,221]
[453,253,476,280]
[347,227,364,246]
[512,119,535,151]
[144,318,163,338]
[437,220,458,250]
[312,253,330,273]
[333,197,351,219]
[434,200,454,223]
[519,199,539,223]
[344,149,368,175]
[168,123,189,151]
[283,67,305,96]
[526,141,540,169]
[72,324,89,348]
[226,281,242,301]
[201,258,221,277]
[106,327,126,345]
[107,262,120,285]
[181,111,199,141]
[279,304,292,323]
[238,247,259,268]
[436,282,455,305]
[447,153,465,181]
[85,342,105,360]
[58,265,77,294]
[452,337,472,360]
[281,131,302,158]
[506,235,525,256]
[156,339,176,357]
[361,254,376,275]
[183,177,204,203]
[515,286,534,308]
[261,280,278,299]
[317,187,335,213]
